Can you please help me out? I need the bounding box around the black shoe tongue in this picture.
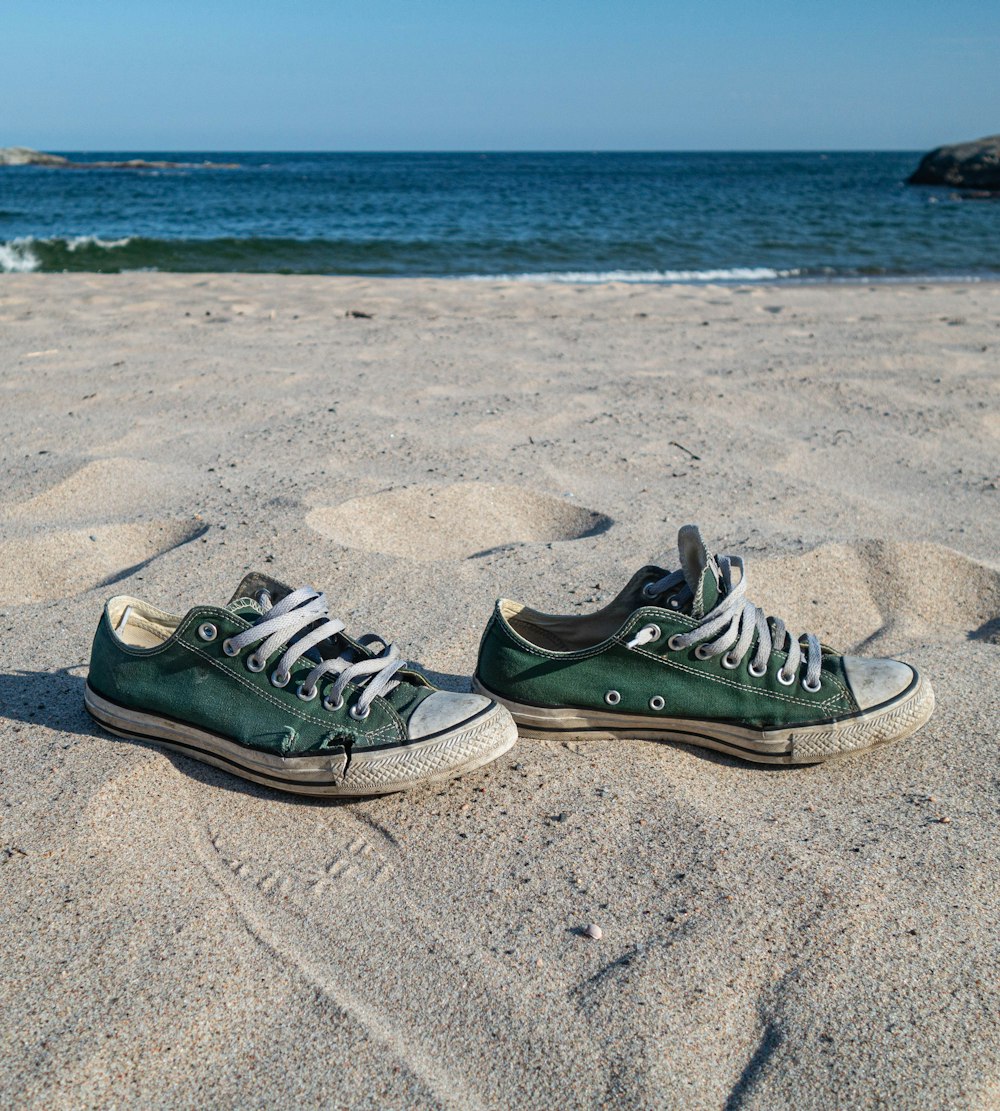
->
[677,525,723,617]
[225,572,296,618]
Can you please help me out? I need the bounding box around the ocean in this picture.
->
[1,151,997,281]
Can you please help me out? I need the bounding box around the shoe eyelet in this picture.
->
[270,669,291,688]
[642,583,658,599]
[720,653,740,670]
[748,660,767,678]
[297,682,318,701]
[627,623,661,648]
[668,598,680,609]
[604,690,621,706]
[667,634,686,651]
[649,695,665,711]
[802,677,822,693]
[197,622,217,642]
[776,668,796,686]
[246,653,266,673]
[349,703,371,721]
[694,644,713,660]
[323,695,345,712]
[222,638,239,657]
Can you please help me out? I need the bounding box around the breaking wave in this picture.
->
[0,232,996,284]
[0,235,134,272]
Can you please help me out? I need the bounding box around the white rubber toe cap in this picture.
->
[842,656,915,711]
[407,690,494,740]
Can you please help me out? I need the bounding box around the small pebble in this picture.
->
[583,923,603,940]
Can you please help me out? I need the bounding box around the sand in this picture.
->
[0,273,997,1109]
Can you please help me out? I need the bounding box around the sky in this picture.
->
[3,1,999,151]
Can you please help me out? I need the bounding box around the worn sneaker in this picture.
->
[85,573,517,795]
[473,526,934,764]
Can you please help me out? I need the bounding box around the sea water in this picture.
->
[1,151,997,280]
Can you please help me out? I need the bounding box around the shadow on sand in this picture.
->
[0,662,478,804]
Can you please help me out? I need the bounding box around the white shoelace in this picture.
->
[224,587,406,718]
[643,555,823,690]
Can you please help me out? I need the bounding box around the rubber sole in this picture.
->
[84,684,518,796]
[471,673,934,765]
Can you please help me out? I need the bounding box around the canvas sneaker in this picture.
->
[473,526,934,764]
[85,572,517,795]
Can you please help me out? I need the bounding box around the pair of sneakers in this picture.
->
[85,526,935,795]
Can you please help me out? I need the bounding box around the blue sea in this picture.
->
[1,152,997,281]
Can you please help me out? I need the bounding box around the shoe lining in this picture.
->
[107,596,182,648]
[500,585,648,652]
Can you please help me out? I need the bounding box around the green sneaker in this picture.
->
[473,526,934,764]
[85,573,517,795]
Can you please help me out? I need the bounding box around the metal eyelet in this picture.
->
[748,660,767,678]
[721,653,740,670]
[668,598,680,609]
[349,703,371,721]
[694,644,713,660]
[297,682,318,701]
[246,653,266,673]
[271,669,291,688]
[197,622,217,642]
[667,634,686,651]
[222,638,239,657]
[802,677,822,693]
[604,690,622,706]
[322,694,345,712]
[776,668,796,686]
[649,695,665,711]
[642,583,658,599]
[627,623,661,649]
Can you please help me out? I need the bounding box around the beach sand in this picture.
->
[1,273,997,1108]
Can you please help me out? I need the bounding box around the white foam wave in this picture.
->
[465,267,798,284]
[0,234,134,273]
[64,234,133,251]
[0,237,41,272]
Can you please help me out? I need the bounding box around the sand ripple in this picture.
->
[751,540,1000,650]
[306,482,612,560]
[0,520,206,604]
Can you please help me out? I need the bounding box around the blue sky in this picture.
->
[4,1,999,151]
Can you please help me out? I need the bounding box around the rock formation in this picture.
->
[0,147,238,170]
[908,134,1000,189]
[0,147,70,166]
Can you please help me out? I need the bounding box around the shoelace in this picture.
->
[641,555,823,690]
[223,587,406,719]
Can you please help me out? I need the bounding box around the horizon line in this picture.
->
[15,146,930,155]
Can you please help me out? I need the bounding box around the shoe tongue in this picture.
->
[225,572,296,619]
[677,525,723,618]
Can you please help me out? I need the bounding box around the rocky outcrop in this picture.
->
[0,147,70,166]
[908,134,1000,189]
[0,146,238,170]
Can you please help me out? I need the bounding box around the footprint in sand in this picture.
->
[187,791,612,1108]
[306,482,612,560]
